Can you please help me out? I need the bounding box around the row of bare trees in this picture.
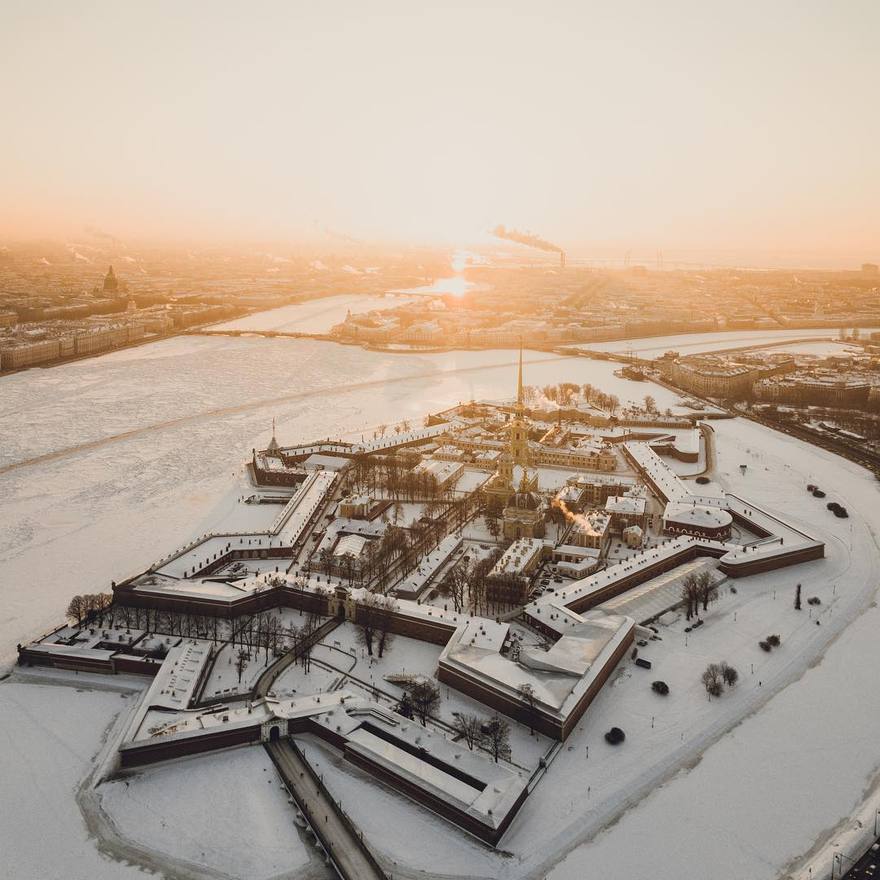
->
[577,383,620,415]
[400,681,512,760]
[370,494,479,592]
[681,571,718,620]
[71,596,325,663]
[439,547,515,615]
[318,490,478,592]
[354,592,397,658]
[349,451,448,502]
[228,610,325,684]
[371,419,412,440]
[66,593,114,630]
[453,711,512,762]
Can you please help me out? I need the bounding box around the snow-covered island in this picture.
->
[15,349,878,880]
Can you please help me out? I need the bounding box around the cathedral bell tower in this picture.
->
[509,342,530,465]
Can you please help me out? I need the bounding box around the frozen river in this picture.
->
[208,291,418,334]
[0,335,679,662]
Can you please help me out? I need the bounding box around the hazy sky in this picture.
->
[1,0,878,258]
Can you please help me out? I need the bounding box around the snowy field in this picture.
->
[99,747,316,879]
[581,327,878,359]
[543,418,880,880]
[761,340,864,357]
[209,292,418,335]
[4,335,880,878]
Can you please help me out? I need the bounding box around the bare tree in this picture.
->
[93,593,113,628]
[82,594,99,627]
[680,573,700,620]
[410,679,441,726]
[482,715,511,763]
[66,595,86,629]
[396,691,414,719]
[720,662,738,688]
[375,596,397,658]
[235,647,248,685]
[355,592,382,656]
[696,570,718,612]
[453,713,482,750]
[701,663,723,697]
[443,557,470,613]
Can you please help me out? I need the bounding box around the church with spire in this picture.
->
[266,417,280,455]
[489,345,543,538]
[495,344,539,493]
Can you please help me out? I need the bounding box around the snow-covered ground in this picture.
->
[98,746,313,879]
[541,418,880,880]
[761,340,864,357]
[307,621,553,767]
[208,292,418,334]
[284,413,880,880]
[4,335,880,879]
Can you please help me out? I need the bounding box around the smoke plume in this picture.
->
[552,492,606,538]
[492,224,563,255]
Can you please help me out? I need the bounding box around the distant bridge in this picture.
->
[185,329,334,341]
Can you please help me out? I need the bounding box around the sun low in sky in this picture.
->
[1,0,878,262]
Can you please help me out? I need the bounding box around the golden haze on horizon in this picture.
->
[0,0,878,259]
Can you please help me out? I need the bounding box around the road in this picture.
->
[265,738,387,880]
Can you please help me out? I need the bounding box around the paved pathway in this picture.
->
[253,617,340,699]
[266,738,387,880]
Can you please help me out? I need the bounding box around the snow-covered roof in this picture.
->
[394,534,461,599]
[491,538,547,577]
[605,495,647,516]
[664,502,733,530]
[334,534,369,559]
[413,458,464,486]
[303,453,350,471]
[439,610,634,719]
